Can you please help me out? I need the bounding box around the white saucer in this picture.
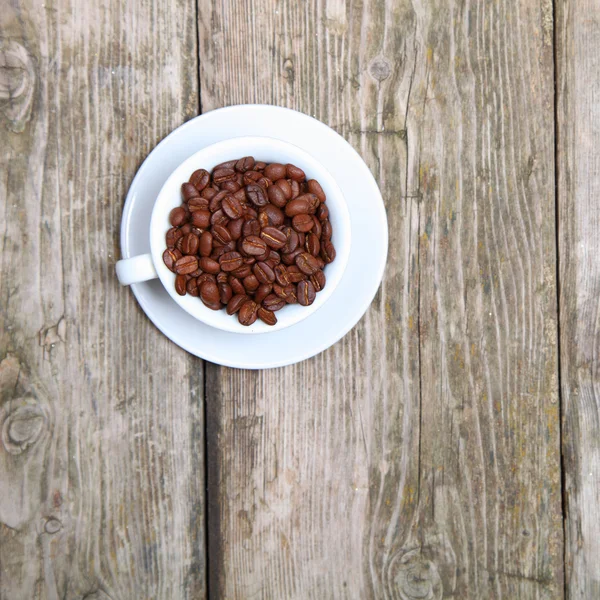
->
[121,105,388,369]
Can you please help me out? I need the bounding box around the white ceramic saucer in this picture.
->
[121,105,388,369]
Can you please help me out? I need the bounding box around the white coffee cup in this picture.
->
[116,136,351,334]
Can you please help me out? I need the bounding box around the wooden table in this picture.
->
[1,0,598,598]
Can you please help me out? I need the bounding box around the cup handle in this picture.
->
[115,253,158,286]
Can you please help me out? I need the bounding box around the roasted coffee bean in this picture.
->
[267,184,287,207]
[231,264,252,279]
[187,277,200,296]
[242,235,267,256]
[263,204,284,226]
[244,207,258,219]
[170,207,187,226]
[310,270,326,291]
[260,226,287,249]
[322,219,333,239]
[255,161,267,170]
[201,186,218,200]
[227,294,249,315]
[213,167,236,183]
[256,246,271,262]
[189,267,203,278]
[175,274,187,296]
[228,217,244,240]
[264,163,287,181]
[286,163,305,181]
[277,284,298,304]
[282,248,303,266]
[175,255,199,275]
[190,169,210,191]
[254,284,272,304]
[274,264,290,286]
[163,248,181,272]
[243,170,263,185]
[235,156,255,173]
[243,274,260,292]
[175,236,185,253]
[287,265,306,283]
[315,257,326,269]
[181,233,200,255]
[296,252,320,275]
[292,213,314,233]
[289,179,301,199]
[263,294,286,312]
[311,216,322,238]
[222,195,244,219]
[253,261,275,284]
[285,197,311,217]
[317,204,329,220]
[242,218,261,238]
[199,231,213,257]
[256,176,271,189]
[209,190,228,212]
[243,256,256,265]
[220,251,244,272]
[238,300,259,326]
[197,273,217,287]
[297,280,316,306]
[229,276,246,295]
[233,187,247,202]
[219,282,233,304]
[321,240,336,263]
[191,209,211,229]
[246,183,268,207]
[200,281,220,307]
[275,178,292,200]
[212,224,232,245]
[296,231,306,248]
[258,211,269,229]
[215,159,237,170]
[199,257,221,274]
[305,232,321,256]
[280,227,299,253]
[166,227,183,248]
[182,182,200,201]
[216,271,228,284]
[222,180,242,193]
[267,250,281,266]
[210,209,229,226]
[188,197,210,212]
[258,307,277,326]
[307,179,326,202]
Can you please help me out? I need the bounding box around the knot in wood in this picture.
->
[44,517,62,534]
[1,399,47,455]
[394,549,442,600]
[369,57,391,82]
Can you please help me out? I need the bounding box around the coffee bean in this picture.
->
[275,178,292,200]
[238,300,259,326]
[243,170,263,185]
[214,159,237,170]
[307,179,326,202]
[245,207,258,219]
[286,163,305,181]
[280,227,299,253]
[292,213,314,233]
[242,235,267,256]
[222,195,244,219]
[199,257,221,274]
[285,197,311,217]
[233,187,247,202]
[220,251,244,272]
[231,264,252,278]
[175,255,198,275]
[189,267,203,278]
[246,183,268,207]
[213,167,237,184]
[258,211,269,229]
[310,216,322,239]
[163,249,180,272]
[219,282,233,304]
[315,257,326,269]
[268,250,281,265]
[166,227,183,248]
[197,273,217,287]
[255,161,267,170]
[187,277,200,296]
[200,281,220,308]
[260,226,287,249]
[191,209,211,229]
[290,179,301,199]
[212,224,232,244]
[181,233,200,255]
[175,274,187,296]
[305,232,320,256]
[199,231,213,257]
[297,280,316,306]
[228,217,244,240]
[189,197,210,212]
[210,209,229,227]
[243,218,261,238]
[321,219,333,239]
[229,276,246,295]
[221,180,241,193]
[258,307,277,326]
[216,271,228,284]
[321,240,336,263]
[243,274,260,292]
[182,182,200,201]
[243,256,256,265]
[317,204,329,220]
[227,294,249,315]
[209,190,228,212]
[267,184,287,207]
[190,169,210,191]
[280,284,298,304]
[253,261,275,284]
[235,156,255,173]
[170,207,187,226]
[274,264,290,286]
[256,176,271,189]
[295,252,320,275]
[254,284,272,304]
[310,270,326,291]
[287,265,306,283]
[263,294,286,312]
[201,186,218,200]
[282,248,303,266]
[264,163,287,181]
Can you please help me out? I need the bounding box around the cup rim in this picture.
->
[149,135,351,334]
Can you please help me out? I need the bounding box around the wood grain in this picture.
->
[0,1,205,598]
[199,0,562,598]
[557,0,600,597]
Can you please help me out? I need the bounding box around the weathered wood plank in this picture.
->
[199,0,562,598]
[557,0,600,596]
[0,2,205,598]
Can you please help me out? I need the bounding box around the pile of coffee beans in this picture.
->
[162,157,336,326]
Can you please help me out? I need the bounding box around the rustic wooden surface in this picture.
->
[1,0,598,598]
[557,0,600,597]
[0,1,205,599]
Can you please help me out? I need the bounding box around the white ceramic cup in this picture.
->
[116,136,351,334]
